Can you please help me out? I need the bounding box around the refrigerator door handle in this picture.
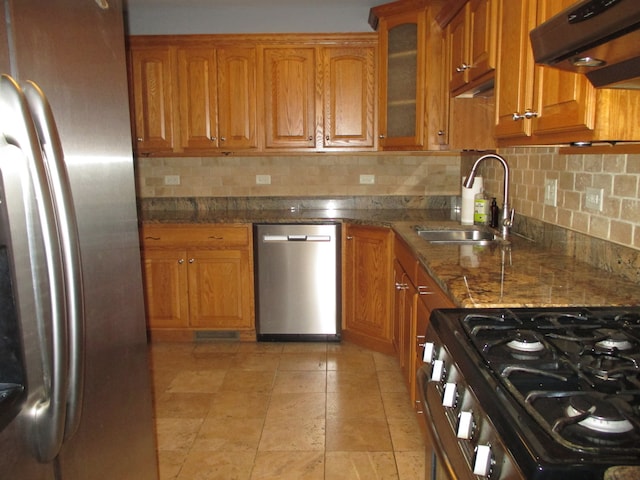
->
[0,74,68,462]
[23,80,85,441]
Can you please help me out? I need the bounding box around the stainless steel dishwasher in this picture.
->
[254,223,341,341]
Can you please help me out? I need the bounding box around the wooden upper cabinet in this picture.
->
[322,46,376,149]
[217,47,258,150]
[129,46,175,155]
[177,46,258,152]
[177,47,218,150]
[495,0,640,145]
[448,0,497,95]
[262,46,317,150]
[377,10,426,150]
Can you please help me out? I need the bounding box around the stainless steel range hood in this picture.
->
[530,0,640,89]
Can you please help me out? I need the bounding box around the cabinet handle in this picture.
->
[395,282,408,291]
[136,137,143,142]
[346,236,353,240]
[208,235,223,240]
[220,137,226,142]
[189,258,195,263]
[378,134,385,139]
[210,136,217,141]
[455,63,470,73]
[512,110,538,121]
[144,236,161,241]
[418,285,435,295]
[178,258,185,264]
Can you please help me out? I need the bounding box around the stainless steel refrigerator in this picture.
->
[0,0,158,478]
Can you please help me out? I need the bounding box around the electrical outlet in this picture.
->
[256,174,271,185]
[164,175,180,185]
[360,174,375,185]
[585,187,604,211]
[544,179,557,207]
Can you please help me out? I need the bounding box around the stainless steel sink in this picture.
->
[415,228,496,245]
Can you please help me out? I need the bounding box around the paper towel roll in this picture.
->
[461,176,483,225]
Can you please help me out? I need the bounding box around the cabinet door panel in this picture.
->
[130,47,174,153]
[263,47,317,149]
[532,0,595,136]
[448,4,469,93]
[141,249,189,328]
[188,249,253,329]
[177,47,218,150]
[217,47,258,150]
[468,0,497,84]
[323,47,375,148]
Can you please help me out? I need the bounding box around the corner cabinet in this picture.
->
[139,224,255,341]
[371,0,449,151]
[343,224,394,354]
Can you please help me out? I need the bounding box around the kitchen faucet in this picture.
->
[463,153,514,241]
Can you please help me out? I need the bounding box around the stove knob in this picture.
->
[457,410,475,439]
[430,359,445,383]
[422,342,435,363]
[473,444,494,478]
[442,382,458,408]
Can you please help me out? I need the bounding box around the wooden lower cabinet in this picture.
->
[140,224,255,340]
[343,224,394,354]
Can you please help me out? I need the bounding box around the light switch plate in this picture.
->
[585,187,604,211]
[360,174,375,185]
[544,179,557,207]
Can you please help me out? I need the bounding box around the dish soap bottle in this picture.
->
[490,197,499,228]
[474,191,489,225]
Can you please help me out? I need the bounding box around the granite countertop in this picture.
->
[140,208,640,308]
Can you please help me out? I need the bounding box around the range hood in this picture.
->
[530,0,640,89]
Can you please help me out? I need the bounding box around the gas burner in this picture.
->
[594,329,635,351]
[566,395,634,434]
[506,331,546,353]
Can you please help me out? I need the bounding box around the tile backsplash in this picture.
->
[478,147,640,251]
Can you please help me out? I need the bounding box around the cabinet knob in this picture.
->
[378,134,385,139]
[178,258,185,264]
[395,282,409,291]
[308,136,313,141]
[455,63,470,73]
[325,135,330,141]
[189,258,195,264]
[136,137,143,142]
[346,236,353,240]
[220,137,226,142]
[512,110,538,121]
[210,136,217,141]
[437,130,445,136]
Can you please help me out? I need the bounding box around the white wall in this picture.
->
[124,3,379,35]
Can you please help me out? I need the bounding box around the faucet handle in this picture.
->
[504,208,515,227]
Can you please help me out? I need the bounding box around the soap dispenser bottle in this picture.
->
[490,197,499,228]
[474,190,489,225]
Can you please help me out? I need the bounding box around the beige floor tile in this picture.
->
[381,391,419,421]
[177,451,255,480]
[372,352,402,371]
[167,369,227,393]
[237,342,285,354]
[272,370,327,393]
[191,416,264,452]
[277,352,327,371]
[326,391,385,419]
[327,352,376,371]
[259,416,325,451]
[156,449,185,480]
[377,370,409,393]
[154,392,214,419]
[388,418,426,451]
[324,451,399,479]
[229,353,281,371]
[219,369,276,392]
[155,418,203,453]
[208,390,271,419]
[395,451,426,480]
[326,416,392,452]
[250,451,324,480]
[282,342,328,353]
[266,392,326,420]
[327,370,379,393]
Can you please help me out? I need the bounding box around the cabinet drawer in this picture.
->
[416,267,454,311]
[394,235,418,283]
[140,224,250,247]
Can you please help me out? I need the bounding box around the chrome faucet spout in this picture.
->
[463,154,513,240]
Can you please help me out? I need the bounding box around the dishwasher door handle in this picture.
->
[262,234,332,242]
